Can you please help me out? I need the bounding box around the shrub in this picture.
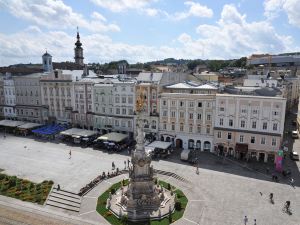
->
[121,215,128,224]
[8,176,17,188]
[0,174,7,180]
[48,180,54,185]
[110,188,116,195]
[167,183,171,190]
[174,201,182,211]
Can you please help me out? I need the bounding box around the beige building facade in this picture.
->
[214,94,286,162]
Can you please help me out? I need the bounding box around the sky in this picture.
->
[0,0,300,66]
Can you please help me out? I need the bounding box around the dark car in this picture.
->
[290,151,299,161]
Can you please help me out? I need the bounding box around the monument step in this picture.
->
[52,190,81,200]
[48,193,81,205]
[154,169,188,183]
[46,202,80,213]
[47,197,81,209]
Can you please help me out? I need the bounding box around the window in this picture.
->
[207,102,210,107]
[171,111,176,118]
[180,101,184,107]
[227,132,232,140]
[115,120,119,126]
[206,125,210,134]
[241,108,247,113]
[128,121,132,128]
[122,86,126,91]
[217,131,221,138]
[197,125,201,133]
[152,92,156,100]
[207,114,211,121]
[116,108,120,114]
[252,121,257,129]
[163,100,167,106]
[171,123,175,131]
[239,135,244,143]
[180,123,184,131]
[220,107,225,112]
[241,120,245,128]
[251,136,255,144]
[122,97,126,103]
[122,108,126,114]
[219,118,223,126]
[163,122,167,130]
[229,119,233,127]
[253,109,258,114]
[198,102,202,107]
[189,101,194,108]
[273,111,279,116]
[115,96,120,103]
[197,113,202,120]
[179,111,184,118]
[121,121,126,127]
[189,124,193,133]
[171,101,176,106]
[272,137,276,146]
[263,122,267,130]
[128,96,133,104]
[261,137,266,145]
[273,123,278,131]
[189,113,193,120]
[163,111,168,117]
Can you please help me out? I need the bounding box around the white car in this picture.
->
[292,130,299,138]
[290,151,299,161]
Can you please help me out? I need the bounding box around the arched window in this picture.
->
[188,139,194,149]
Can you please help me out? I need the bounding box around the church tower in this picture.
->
[42,51,53,72]
[74,27,84,66]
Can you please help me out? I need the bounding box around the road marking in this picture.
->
[183,217,200,225]
[83,196,97,199]
[79,210,96,216]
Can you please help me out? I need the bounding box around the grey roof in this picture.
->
[136,72,163,82]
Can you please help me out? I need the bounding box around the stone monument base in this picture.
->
[109,186,175,221]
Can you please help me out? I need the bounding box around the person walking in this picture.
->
[69,150,72,159]
[254,219,257,225]
[124,160,127,169]
[57,184,60,191]
[112,161,115,170]
[127,159,130,168]
[244,216,248,225]
[290,178,294,187]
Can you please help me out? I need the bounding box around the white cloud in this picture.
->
[0,4,296,66]
[172,1,213,20]
[264,0,300,27]
[0,0,120,32]
[90,0,155,12]
[192,4,293,58]
[91,12,107,22]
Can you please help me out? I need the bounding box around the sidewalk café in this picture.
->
[96,132,129,150]
[146,141,172,158]
[60,128,98,145]
[0,120,25,133]
[16,122,42,136]
[32,124,68,140]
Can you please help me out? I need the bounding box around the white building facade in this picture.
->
[3,73,16,120]
[93,78,136,137]
[214,94,286,162]
[40,70,73,124]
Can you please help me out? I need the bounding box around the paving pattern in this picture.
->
[0,132,299,225]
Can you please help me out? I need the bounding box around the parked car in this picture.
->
[290,151,299,161]
[292,130,299,138]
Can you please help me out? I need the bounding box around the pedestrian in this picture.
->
[196,165,199,175]
[124,160,127,169]
[112,161,115,170]
[244,216,248,225]
[3,134,6,139]
[57,184,60,191]
[127,159,130,168]
[254,219,257,225]
[69,150,72,159]
[290,178,294,187]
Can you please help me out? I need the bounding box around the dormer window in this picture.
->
[54,71,58,78]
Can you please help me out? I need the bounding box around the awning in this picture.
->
[0,120,25,128]
[17,123,42,130]
[235,143,248,153]
[147,141,172,150]
[60,128,98,138]
[97,132,128,143]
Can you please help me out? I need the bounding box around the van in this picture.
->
[292,130,299,138]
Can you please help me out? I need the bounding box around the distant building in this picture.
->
[3,73,16,120]
[0,76,4,119]
[189,71,219,82]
